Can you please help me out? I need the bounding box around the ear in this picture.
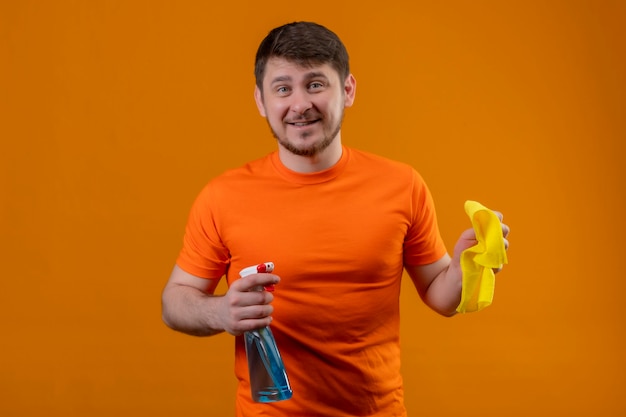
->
[254,86,267,117]
[343,74,356,108]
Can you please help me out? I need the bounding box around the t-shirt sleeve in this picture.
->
[403,169,448,266]
[176,182,230,279]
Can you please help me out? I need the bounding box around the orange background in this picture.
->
[1,1,625,416]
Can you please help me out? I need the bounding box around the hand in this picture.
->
[216,272,280,336]
[452,211,510,274]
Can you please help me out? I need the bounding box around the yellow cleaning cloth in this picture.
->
[456,200,508,313]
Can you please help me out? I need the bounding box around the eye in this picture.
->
[309,82,324,90]
[276,86,290,95]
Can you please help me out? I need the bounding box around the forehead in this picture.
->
[263,57,339,85]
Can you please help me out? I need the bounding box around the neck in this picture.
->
[278,137,343,173]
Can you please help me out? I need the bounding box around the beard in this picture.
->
[268,113,344,157]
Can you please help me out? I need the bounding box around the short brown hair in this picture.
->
[254,22,350,90]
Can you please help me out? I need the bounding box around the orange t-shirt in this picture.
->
[176,146,447,417]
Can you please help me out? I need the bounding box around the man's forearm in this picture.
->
[161,284,225,337]
[423,264,463,317]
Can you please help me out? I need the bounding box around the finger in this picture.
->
[491,210,510,237]
[226,287,274,313]
[227,314,274,335]
[460,227,477,240]
[235,273,281,292]
[230,288,274,306]
[238,303,274,321]
[501,223,510,238]
[234,316,275,334]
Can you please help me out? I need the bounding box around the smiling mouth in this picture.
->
[288,120,319,127]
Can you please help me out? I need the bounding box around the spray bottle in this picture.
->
[239,262,293,403]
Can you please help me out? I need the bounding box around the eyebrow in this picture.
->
[269,71,331,86]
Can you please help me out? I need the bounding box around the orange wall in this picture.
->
[1,1,624,416]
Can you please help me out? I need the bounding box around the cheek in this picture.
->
[326,101,344,120]
[265,102,289,121]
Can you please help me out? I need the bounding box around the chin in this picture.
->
[282,135,336,157]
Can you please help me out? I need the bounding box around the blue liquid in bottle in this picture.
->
[244,326,292,402]
[240,262,292,403]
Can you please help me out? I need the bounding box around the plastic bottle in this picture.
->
[239,262,293,403]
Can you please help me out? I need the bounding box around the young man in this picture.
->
[162,21,509,416]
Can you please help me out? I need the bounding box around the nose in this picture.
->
[290,88,312,115]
